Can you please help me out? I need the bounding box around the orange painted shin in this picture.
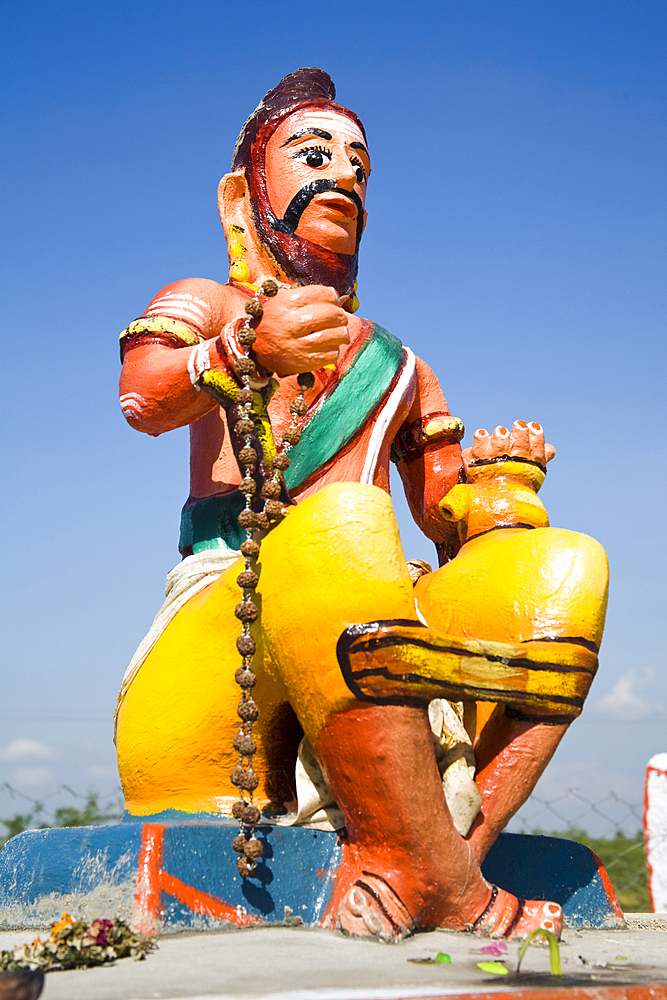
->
[468,710,569,863]
[315,704,492,931]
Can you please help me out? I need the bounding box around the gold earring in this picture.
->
[350,279,360,313]
[229,224,251,283]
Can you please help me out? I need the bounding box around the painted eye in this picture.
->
[294,145,331,168]
[349,155,367,183]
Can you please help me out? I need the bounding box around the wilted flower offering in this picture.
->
[0,913,156,972]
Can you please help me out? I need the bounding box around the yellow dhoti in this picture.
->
[116,482,608,818]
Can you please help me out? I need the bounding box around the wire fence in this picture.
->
[0,782,653,912]
[510,788,649,912]
[511,788,643,838]
[0,782,123,843]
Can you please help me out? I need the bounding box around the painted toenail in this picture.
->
[348,887,366,916]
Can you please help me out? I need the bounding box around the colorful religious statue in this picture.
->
[115,69,608,942]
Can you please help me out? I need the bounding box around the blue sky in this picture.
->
[1,0,665,831]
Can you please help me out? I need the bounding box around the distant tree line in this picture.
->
[0,791,122,848]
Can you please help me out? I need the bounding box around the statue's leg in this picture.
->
[255,484,559,937]
[115,560,298,817]
[414,525,609,864]
[117,485,581,938]
[117,483,489,929]
[468,709,570,863]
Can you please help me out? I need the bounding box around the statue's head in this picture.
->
[219,69,369,299]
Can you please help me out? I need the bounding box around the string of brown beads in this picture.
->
[230,278,275,876]
[230,277,313,878]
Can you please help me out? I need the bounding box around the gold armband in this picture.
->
[119,316,203,360]
[390,412,464,464]
[466,455,546,493]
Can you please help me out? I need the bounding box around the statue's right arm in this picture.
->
[119,281,351,434]
[118,278,246,436]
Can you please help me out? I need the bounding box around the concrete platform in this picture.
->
[1,917,666,1000]
[0,824,624,933]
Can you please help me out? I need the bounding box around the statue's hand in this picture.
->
[252,285,350,377]
[462,420,556,470]
[442,420,554,537]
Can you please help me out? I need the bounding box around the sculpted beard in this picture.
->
[246,163,361,297]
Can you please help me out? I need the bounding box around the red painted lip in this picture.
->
[314,192,357,219]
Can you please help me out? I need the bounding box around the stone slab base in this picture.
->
[0,821,624,933]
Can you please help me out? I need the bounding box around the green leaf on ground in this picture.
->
[478,961,508,975]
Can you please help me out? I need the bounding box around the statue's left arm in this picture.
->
[392,357,465,564]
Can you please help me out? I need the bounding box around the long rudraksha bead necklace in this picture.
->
[228,278,314,878]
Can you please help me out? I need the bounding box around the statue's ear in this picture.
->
[218,171,251,238]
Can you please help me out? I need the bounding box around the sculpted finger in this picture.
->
[310,349,343,368]
[289,284,341,305]
[509,420,530,457]
[295,303,349,334]
[303,324,351,351]
[545,443,556,463]
[490,425,511,457]
[469,428,494,461]
[293,343,343,371]
[527,421,547,466]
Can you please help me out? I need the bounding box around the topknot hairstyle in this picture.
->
[231,68,362,171]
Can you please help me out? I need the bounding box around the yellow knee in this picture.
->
[415,526,608,647]
[116,561,286,816]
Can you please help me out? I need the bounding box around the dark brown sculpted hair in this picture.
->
[231,68,367,297]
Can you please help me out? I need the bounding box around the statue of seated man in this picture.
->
[115,69,608,942]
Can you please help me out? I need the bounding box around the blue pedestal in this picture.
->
[0,818,624,932]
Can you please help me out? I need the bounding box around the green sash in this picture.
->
[180,491,246,555]
[284,323,404,490]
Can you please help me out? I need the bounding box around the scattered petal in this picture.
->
[478,943,508,956]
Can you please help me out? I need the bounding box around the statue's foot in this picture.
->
[323,869,561,943]
[325,872,414,942]
[470,884,563,940]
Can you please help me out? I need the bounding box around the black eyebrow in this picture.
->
[281,128,332,147]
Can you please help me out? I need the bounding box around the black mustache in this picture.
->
[268,179,364,249]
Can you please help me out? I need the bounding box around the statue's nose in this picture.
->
[333,152,358,190]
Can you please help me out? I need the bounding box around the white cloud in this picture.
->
[593,667,662,722]
[0,738,54,763]
[11,767,53,788]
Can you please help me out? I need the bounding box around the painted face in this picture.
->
[264,109,370,256]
